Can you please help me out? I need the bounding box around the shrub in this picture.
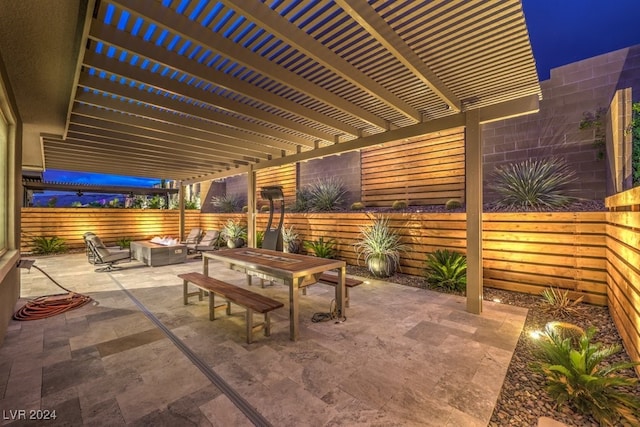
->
[32,236,67,255]
[630,102,640,186]
[308,177,346,211]
[115,237,132,249]
[541,287,584,319]
[255,231,264,248]
[350,201,365,211]
[424,249,467,292]
[303,237,337,259]
[289,187,312,212]
[353,216,407,277]
[211,193,243,213]
[490,157,577,209]
[184,197,200,210]
[391,200,407,210]
[445,199,462,210]
[532,324,640,426]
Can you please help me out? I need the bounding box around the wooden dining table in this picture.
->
[202,248,346,341]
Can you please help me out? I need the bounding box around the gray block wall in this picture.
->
[298,151,361,208]
[482,45,640,202]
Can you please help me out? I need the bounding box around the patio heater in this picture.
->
[260,185,284,251]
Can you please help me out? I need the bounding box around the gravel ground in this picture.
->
[346,264,639,426]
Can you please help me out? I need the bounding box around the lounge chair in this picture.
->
[181,228,202,246]
[86,234,132,272]
[188,230,220,257]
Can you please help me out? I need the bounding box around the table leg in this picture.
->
[289,278,299,341]
[336,267,346,318]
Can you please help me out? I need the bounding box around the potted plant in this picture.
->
[282,225,301,253]
[221,219,247,248]
[354,216,407,277]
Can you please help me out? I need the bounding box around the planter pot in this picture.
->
[227,238,245,249]
[367,254,396,278]
[285,239,301,254]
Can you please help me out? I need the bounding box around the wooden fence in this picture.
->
[605,187,640,371]
[21,208,607,305]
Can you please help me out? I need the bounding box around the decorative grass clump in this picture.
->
[532,324,640,426]
[423,249,467,292]
[391,200,407,210]
[541,286,584,319]
[353,216,407,277]
[490,157,578,209]
[288,187,312,212]
[32,236,67,255]
[445,199,462,210]
[211,193,243,213]
[350,201,365,211]
[307,177,346,211]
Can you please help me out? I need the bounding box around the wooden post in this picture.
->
[465,109,483,314]
[178,182,185,242]
[247,168,256,248]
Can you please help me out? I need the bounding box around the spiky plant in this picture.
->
[211,193,243,213]
[353,216,408,277]
[541,287,584,319]
[303,236,337,259]
[308,177,346,211]
[490,157,578,209]
[289,187,312,212]
[424,249,467,292]
[32,236,67,255]
[532,324,640,426]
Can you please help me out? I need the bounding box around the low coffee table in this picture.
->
[130,241,187,267]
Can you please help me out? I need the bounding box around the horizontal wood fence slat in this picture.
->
[605,187,640,374]
[20,208,608,307]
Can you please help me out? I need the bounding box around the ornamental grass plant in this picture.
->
[353,216,407,277]
[490,157,578,209]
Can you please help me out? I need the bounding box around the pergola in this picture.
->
[0,0,542,313]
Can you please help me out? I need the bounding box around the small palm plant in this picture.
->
[32,236,67,255]
[490,157,577,209]
[423,249,467,292]
[353,216,408,277]
[532,323,640,426]
[304,236,337,259]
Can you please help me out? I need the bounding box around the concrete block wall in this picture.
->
[298,151,361,208]
[483,45,640,202]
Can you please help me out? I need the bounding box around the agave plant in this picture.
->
[288,187,312,212]
[490,157,578,209]
[308,177,346,211]
[303,236,337,259]
[532,324,640,426]
[423,249,467,292]
[354,216,408,277]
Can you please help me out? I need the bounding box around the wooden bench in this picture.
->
[302,272,363,307]
[178,272,283,344]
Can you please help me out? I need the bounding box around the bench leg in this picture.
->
[209,292,215,321]
[246,308,254,344]
[183,280,204,305]
[264,312,271,337]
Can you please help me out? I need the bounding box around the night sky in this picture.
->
[44,0,640,186]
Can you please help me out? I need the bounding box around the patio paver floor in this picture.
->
[1,253,527,426]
